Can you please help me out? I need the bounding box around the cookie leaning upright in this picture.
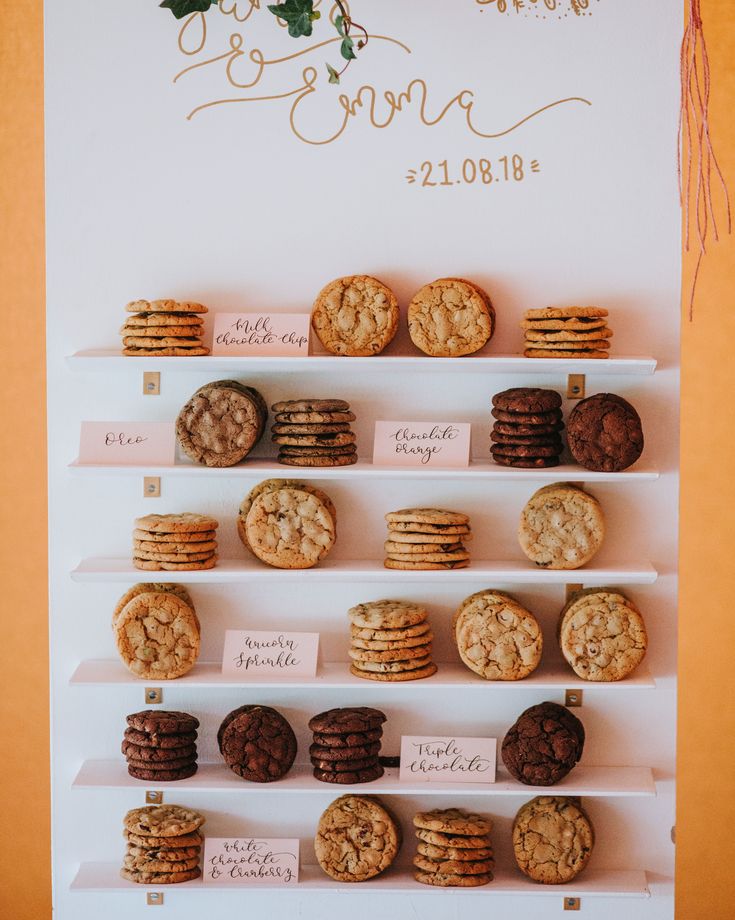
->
[518,483,604,569]
[566,392,644,471]
[384,507,471,570]
[314,794,401,881]
[121,804,205,884]
[311,276,399,356]
[412,808,494,887]
[408,278,494,357]
[348,599,437,682]
[121,298,209,356]
[133,512,219,571]
[501,701,585,786]
[217,704,297,782]
[512,796,594,884]
[271,397,357,467]
[521,306,612,359]
[490,387,565,468]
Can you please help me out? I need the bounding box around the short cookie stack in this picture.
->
[121,299,209,357]
[384,508,471,570]
[308,707,386,784]
[490,387,565,468]
[315,795,401,881]
[270,398,357,467]
[412,808,495,888]
[133,513,219,572]
[348,599,437,682]
[121,804,205,885]
[501,702,585,786]
[113,583,200,680]
[521,306,612,359]
[122,710,200,782]
[217,704,297,782]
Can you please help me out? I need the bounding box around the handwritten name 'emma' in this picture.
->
[391,425,459,464]
[208,838,296,882]
[408,738,492,775]
[215,316,307,349]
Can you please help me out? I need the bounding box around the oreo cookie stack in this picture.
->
[490,388,564,468]
[270,398,357,466]
[122,710,199,781]
[308,707,386,785]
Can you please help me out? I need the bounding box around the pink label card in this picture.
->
[202,838,299,886]
[78,421,175,466]
[399,736,497,784]
[212,313,310,356]
[221,630,319,680]
[373,421,471,468]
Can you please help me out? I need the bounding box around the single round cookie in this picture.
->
[123,346,210,356]
[126,299,208,314]
[244,485,336,569]
[413,809,492,836]
[115,593,200,680]
[275,410,356,423]
[559,588,648,681]
[309,741,381,762]
[311,276,399,356]
[311,755,381,773]
[384,559,469,570]
[313,764,384,784]
[386,532,468,546]
[127,763,198,782]
[385,508,469,526]
[125,831,203,848]
[122,741,198,762]
[176,382,266,467]
[454,590,542,681]
[492,388,562,415]
[124,312,204,327]
[414,870,493,887]
[524,348,608,359]
[566,393,644,472]
[492,454,560,469]
[314,794,401,881]
[217,705,297,782]
[348,600,427,629]
[350,621,431,641]
[134,513,218,534]
[407,278,494,357]
[417,841,494,861]
[124,805,205,838]
[491,407,563,426]
[413,854,495,875]
[113,584,193,629]
[387,521,471,535]
[350,655,433,673]
[120,866,202,884]
[271,399,351,413]
[351,632,433,651]
[492,443,561,459]
[309,707,387,734]
[126,710,199,735]
[501,702,585,785]
[126,844,201,861]
[313,728,383,748]
[512,796,594,884]
[123,854,200,873]
[272,422,351,435]
[525,327,613,342]
[524,306,608,320]
[133,556,218,572]
[493,421,562,437]
[124,729,198,750]
[518,483,604,569]
[415,828,491,849]
[125,751,198,771]
[350,662,437,681]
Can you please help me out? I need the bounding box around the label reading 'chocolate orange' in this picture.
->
[373,421,471,468]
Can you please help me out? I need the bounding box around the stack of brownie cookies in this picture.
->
[521,306,612,359]
[308,707,386,784]
[122,710,199,782]
[121,804,205,885]
[121,299,209,356]
[217,705,297,782]
[271,398,357,466]
[176,380,268,467]
[384,508,471,570]
[412,808,495,887]
[133,513,219,572]
[490,388,564,468]
[348,599,436,681]
[501,702,585,786]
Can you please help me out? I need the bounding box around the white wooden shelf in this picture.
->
[72,760,655,797]
[70,862,650,897]
[70,557,658,585]
[69,659,656,691]
[66,349,657,376]
[69,457,660,483]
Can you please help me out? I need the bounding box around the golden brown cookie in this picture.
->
[407,278,494,357]
[244,485,336,569]
[512,796,594,884]
[124,804,205,837]
[413,809,492,836]
[125,299,208,314]
[524,348,609,359]
[123,346,210,356]
[124,313,204,327]
[348,600,428,629]
[120,866,201,884]
[414,870,493,887]
[518,483,605,569]
[385,508,469,526]
[115,592,200,679]
[311,276,399,356]
[349,661,437,681]
[384,558,469,570]
[134,513,219,534]
[314,795,401,881]
[133,556,218,572]
[524,307,608,319]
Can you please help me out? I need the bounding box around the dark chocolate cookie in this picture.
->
[126,752,198,771]
[493,421,563,437]
[312,728,383,748]
[501,701,585,786]
[492,407,563,426]
[492,453,560,468]
[309,741,381,762]
[491,443,561,458]
[490,432,562,447]
[313,763,384,784]
[124,728,198,749]
[127,763,198,782]
[492,388,563,415]
[308,707,387,734]
[218,705,297,782]
[566,392,644,472]
[126,710,200,736]
[122,741,198,763]
[311,755,380,772]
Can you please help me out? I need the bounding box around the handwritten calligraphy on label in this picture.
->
[399,736,497,784]
[212,313,310,356]
[373,421,471,468]
[202,838,299,886]
[221,630,319,679]
[78,421,175,466]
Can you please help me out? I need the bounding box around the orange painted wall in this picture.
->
[1,1,734,918]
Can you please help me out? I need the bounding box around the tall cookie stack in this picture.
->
[308,707,386,785]
[121,804,205,885]
[490,388,564,468]
[133,513,219,571]
[270,398,357,467]
[412,808,495,888]
[121,299,209,356]
[348,599,437,682]
[122,710,199,782]
[384,508,471,570]
[521,306,612,359]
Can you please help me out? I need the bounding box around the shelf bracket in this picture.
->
[566,374,585,399]
[143,372,160,396]
[146,790,164,805]
[144,477,161,499]
[145,687,163,705]
[565,689,584,708]
[564,897,581,911]
[146,892,164,906]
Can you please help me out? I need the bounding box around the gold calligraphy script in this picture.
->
[475,0,599,17]
[173,2,591,144]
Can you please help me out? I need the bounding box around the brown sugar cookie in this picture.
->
[350,661,437,681]
[415,827,490,849]
[525,306,608,320]
[512,796,594,884]
[413,808,492,836]
[518,483,604,569]
[413,854,495,875]
[275,410,356,423]
[417,841,494,861]
[348,600,428,629]
[311,276,399,356]
[123,346,210,357]
[125,831,203,848]
[120,866,202,884]
[350,655,433,673]
[134,513,218,534]
[408,278,494,357]
[384,558,469,570]
[524,348,609,359]
[385,508,469,526]
[176,382,267,467]
[314,795,401,881]
[126,299,208,314]
[244,485,336,569]
[124,312,204,327]
[414,870,493,887]
[115,592,200,680]
[124,804,205,837]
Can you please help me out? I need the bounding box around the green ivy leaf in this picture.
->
[267,0,320,38]
[340,36,356,60]
[326,63,341,84]
[159,0,216,19]
[334,13,345,36]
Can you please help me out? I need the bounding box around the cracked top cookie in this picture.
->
[114,591,200,680]
[217,704,297,782]
[311,276,399,356]
[512,796,594,884]
[408,278,494,357]
[566,393,644,472]
[518,483,604,570]
[315,795,401,881]
[501,702,585,786]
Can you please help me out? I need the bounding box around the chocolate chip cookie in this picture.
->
[314,795,401,881]
[408,278,494,357]
[311,275,399,356]
[512,796,594,883]
[518,483,604,569]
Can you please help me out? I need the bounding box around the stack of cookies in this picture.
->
[121,804,205,885]
[512,796,594,884]
[133,513,219,572]
[217,705,297,782]
[270,398,357,467]
[176,380,268,467]
[122,710,199,782]
[501,702,585,786]
[348,599,436,682]
[113,583,200,680]
[518,483,605,570]
[308,707,386,784]
[315,795,401,881]
[412,808,495,888]
[121,299,209,356]
[521,306,612,359]
[238,479,336,569]
[384,508,471,570]
[490,388,564,468]
[407,277,495,357]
